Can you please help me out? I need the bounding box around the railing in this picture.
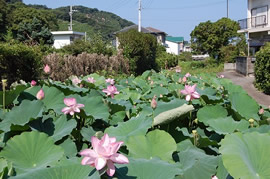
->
[238,15,267,30]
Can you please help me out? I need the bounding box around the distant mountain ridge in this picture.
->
[29,4,134,40]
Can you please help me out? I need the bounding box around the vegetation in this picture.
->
[156,45,180,70]
[118,29,158,75]
[254,42,270,94]
[0,70,269,178]
[191,18,246,61]
[0,43,42,85]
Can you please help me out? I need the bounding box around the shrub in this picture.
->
[219,45,238,63]
[0,43,42,85]
[178,52,193,62]
[59,34,116,56]
[156,52,179,70]
[254,43,270,94]
[118,29,158,75]
[43,50,129,81]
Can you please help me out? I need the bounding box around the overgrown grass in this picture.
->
[179,60,224,75]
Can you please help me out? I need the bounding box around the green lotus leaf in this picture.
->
[0,131,64,174]
[197,105,228,125]
[220,132,270,179]
[206,116,249,134]
[229,92,260,120]
[116,158,182,179]
[48,79,89,93]
[153,104,194,126]
[154,98,186,117]
[0,85,27,106]
[126,130,177,162]
[80,94,110,120]
[30,115,77,142]
[59,138,77,158]
[0,100,44,132]
[105,116,152,144]
[42,86,65,113]
[11,163,96,179]
[176,146,218,179]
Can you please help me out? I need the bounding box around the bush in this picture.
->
[43,51,129,81]
[219,45,238,63]
[118,29,158,75]
[156,52,180,70]
[59,34,116,56]
[254,43,270,94]
[0,43,42,85]
[178,52,192,62]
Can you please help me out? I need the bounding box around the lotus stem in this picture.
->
[2,79,7,112]
[192,130,198,146]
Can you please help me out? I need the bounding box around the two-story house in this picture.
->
[238,0,270,55]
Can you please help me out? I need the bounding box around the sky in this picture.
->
[23,0,247,41]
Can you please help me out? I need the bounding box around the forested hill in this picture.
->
[29,5,134,40]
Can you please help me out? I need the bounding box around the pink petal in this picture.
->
[101,134,110,147]
[80,149,98,158]
[109,137,117,143]
[91,136,100,151]
[81,157,95,165]
[95,157,107,170]
[191,84,197,92]
[64,98,77,106]
[186,95,191,101]
[192,92,200,99]
[73,107,81,113]
[110,142,123,154]
[106,160,116,176]
[61,107,71,114]
[76,103,85,108]
[110,153,129,164]
[69,111,74,116]
[181,89,188,95]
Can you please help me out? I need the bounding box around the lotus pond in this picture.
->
[0,70,269,179]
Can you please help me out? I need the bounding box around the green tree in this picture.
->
[118,29,158,75]
[191,18,241,59]
[0,0,7,41]
[16,17,54,45]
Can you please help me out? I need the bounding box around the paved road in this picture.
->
[219,71,270,107]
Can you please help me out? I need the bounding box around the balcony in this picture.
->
[238,15,267,30]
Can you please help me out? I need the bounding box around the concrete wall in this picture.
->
[236,57,255,76]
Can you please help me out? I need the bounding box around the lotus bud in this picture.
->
[44,64,51,74]
[36,89,45,100]
[182,76,187,83]
[259,108,264,115]
[160,84,163,87]
[178,78,182,83]
[148,77,151,81]
[150,81,154,85]
[31,80,37,86]
[160,94,163,98]
[126,80,128,84]
[151,95,157,109]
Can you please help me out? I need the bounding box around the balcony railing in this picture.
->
[238,15,267,30]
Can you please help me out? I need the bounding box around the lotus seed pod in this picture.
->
[95,131,103,139]
[192,130,197,135]
[194,118,198,124]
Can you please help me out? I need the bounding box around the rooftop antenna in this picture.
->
[69,5,77,31]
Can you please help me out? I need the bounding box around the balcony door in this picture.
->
[251,6,268,27]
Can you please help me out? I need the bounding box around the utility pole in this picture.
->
[227,0,229,18]
[69,5,77,31]
[138,0,142,32]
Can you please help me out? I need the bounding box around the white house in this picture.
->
[51,31,85,49]
[238,0,270,55]
[165,36,184,55]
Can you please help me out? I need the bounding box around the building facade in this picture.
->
[238,0,270,55]
[165,36,184,55]
[51,31,85,49]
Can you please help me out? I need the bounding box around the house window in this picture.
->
[70,36,74,42]
[251,5,268,27]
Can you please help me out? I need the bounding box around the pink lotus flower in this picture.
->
[175,69,181,73]
[44,64,51,74]
[31,80,37,86]
[102,85,119,98]
[80,134,129,176]
[72,76,81,85]
[61,98,85,115]
[219,75,225,78]
[106,78,115,85]
[212,176,218,179]
[259,108,264,115]
[87,77,96,84]
[178,78,182,83]
[151,95,157,109]
[36,89,44,100]
[181,84,200,101]
[185,73,191,77]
